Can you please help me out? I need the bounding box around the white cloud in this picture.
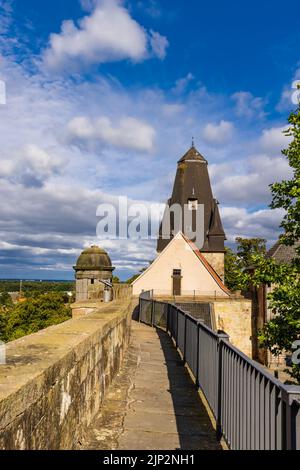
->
[172,73,194,95]
[0,1,12,33]
[42,0,168,72]
[260,126,291,154]
[80,0,100,11]
[0,144,66,187]
[137,0,161,18]
[202,120,234,145]
[277,67,300,111]
[67,115,155,151]
[231,91,267,119]
[0,29,293,278]
[221,206,284,245]
[149,30,168,59]
[162,103,184,116]
[212,152,292,205]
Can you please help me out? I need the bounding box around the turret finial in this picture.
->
[191,137,195,148]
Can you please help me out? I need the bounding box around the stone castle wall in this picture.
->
[0,299,134,450]
[213,298,252,357]
[113,283,132,301]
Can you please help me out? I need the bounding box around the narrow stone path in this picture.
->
[80,321,222,450]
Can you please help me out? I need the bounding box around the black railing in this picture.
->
[139,294,300,450]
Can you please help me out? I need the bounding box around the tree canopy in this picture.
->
[257,95,300,382]
[224,238,266,291]
[0,292,72,343]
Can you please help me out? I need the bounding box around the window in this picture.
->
[173,269,181,277]
[188,198,198,210]
[91,279,94,285]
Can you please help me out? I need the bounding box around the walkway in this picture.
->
[80,321,222,450]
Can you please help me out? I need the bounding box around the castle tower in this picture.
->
[74,246,114,302]
[157,145,226,280]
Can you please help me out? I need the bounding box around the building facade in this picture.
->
[157,145,226,280]
[132,231,229,298]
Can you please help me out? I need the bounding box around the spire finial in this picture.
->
[191,137,195,148]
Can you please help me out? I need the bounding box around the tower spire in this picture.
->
[157,145,226,254]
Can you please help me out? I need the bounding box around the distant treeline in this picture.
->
[0,280,75,294]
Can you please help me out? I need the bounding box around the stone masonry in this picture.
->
[0,300,133,450]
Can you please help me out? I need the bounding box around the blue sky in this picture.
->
[0,0,299,280]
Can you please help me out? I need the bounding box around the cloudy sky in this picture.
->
[0,0,299,280]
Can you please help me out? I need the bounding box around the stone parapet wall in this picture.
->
[0,299,133,450]
[113,283,132,301]
[152,295,253,358]
[213,299,252,357]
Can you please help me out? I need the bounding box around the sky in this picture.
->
[0,0,299,280]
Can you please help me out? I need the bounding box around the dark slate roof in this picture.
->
[157,146,226,253]
[266,240,299,264]
[177,145,207,163]
[208,199,225,236]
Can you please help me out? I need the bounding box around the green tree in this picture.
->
[0,280,75,295]
[224,248,248,291]
[4,292,72,342]
[257,94,300,382]
[0,311,8,342]
[270,98,300,251]
[224,238,266,291]
[0,292,13,309]
[235,237,266,266]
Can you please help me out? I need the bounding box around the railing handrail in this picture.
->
[220,336,299,393]
[141,296,300,395]
[139,294,300,450]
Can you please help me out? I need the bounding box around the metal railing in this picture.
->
[139,294,300,450]
[143,289,229,299]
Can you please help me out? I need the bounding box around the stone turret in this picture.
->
[74,246,114,302]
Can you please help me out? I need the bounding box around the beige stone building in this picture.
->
[133,145,227,298]
[132,231,229,298]
[157,144,226,281]
[132,146,254,358]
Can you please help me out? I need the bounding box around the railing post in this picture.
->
[195,319,205,389]
[138,297,141,322]
[166,303,170,334]
[216,332,230,441]
[281,386,300,450]
[151,300,155,327]
[183,313,187,365]
[175,307,179,349]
